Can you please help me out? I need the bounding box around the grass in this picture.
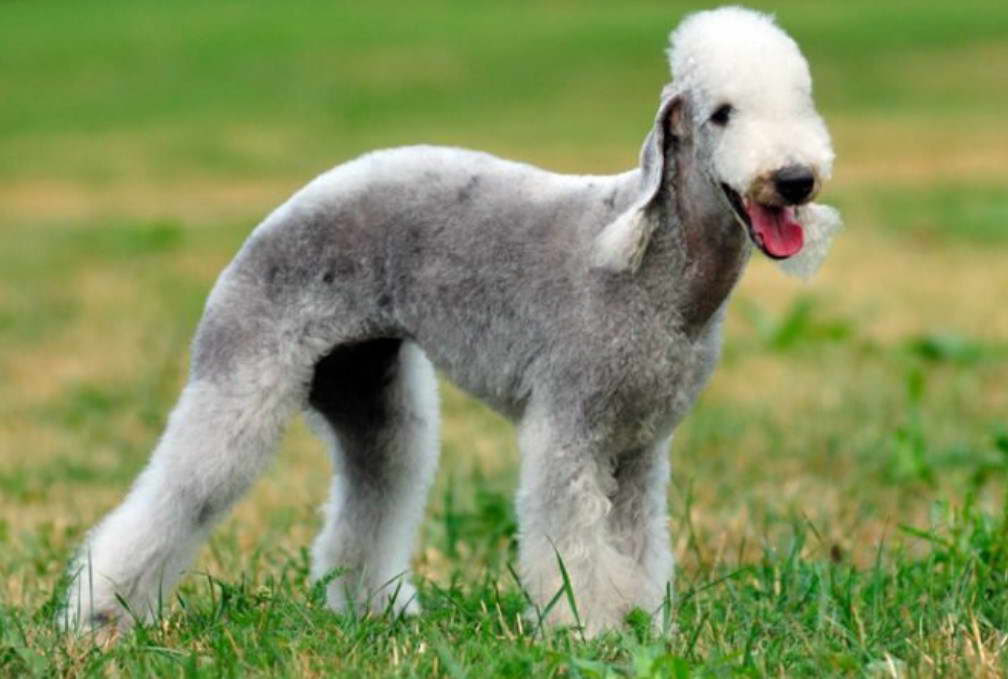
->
[1,0,1008,676]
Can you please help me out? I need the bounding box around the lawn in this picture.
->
[2,0,1007,676]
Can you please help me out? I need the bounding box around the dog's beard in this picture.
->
[771,202,842,280]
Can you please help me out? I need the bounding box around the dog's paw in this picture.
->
[383,581,421,617]
[323,574,421,618]
[56,601,133,638]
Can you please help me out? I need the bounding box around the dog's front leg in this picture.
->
[514,410,672,637]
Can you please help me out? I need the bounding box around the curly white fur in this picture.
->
[669,8,834,187]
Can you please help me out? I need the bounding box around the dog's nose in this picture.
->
[773,165,816,204]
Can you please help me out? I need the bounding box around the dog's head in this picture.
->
[665,6,835,264]
[596,7,840,278]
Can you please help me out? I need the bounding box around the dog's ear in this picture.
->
[592,91,684,273]
[638,89,685,208]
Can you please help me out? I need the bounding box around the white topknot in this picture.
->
[667,6,813,117]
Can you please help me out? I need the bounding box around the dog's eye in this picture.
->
[709,104,732,126]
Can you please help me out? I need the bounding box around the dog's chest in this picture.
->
[588,308,725,448]
[659,337,721,429]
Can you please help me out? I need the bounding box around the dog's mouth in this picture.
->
[720,184,804,259]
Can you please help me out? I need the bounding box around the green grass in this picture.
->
[8,487,1008,676]
[865,184,1008,243]
[2,1,1008,676]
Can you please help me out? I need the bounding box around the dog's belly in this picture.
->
[411,331,537,421]
[408,299,725,446]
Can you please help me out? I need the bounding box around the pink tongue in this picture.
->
[746,202,804,258]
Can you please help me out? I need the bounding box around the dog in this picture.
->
[63,6,839,636]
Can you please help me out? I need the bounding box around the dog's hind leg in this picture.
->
[61,289,311,630]
[307,340,439,616]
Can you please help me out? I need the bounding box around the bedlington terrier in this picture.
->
[63,7,840,636]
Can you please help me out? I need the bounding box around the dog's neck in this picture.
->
[676,165,751,331]
[635,169,751,336]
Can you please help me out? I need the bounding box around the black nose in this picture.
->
[773,165,816,204]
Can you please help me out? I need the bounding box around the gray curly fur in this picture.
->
[62,7,836,637]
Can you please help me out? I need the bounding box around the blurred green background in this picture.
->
[1,0,1007,674]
